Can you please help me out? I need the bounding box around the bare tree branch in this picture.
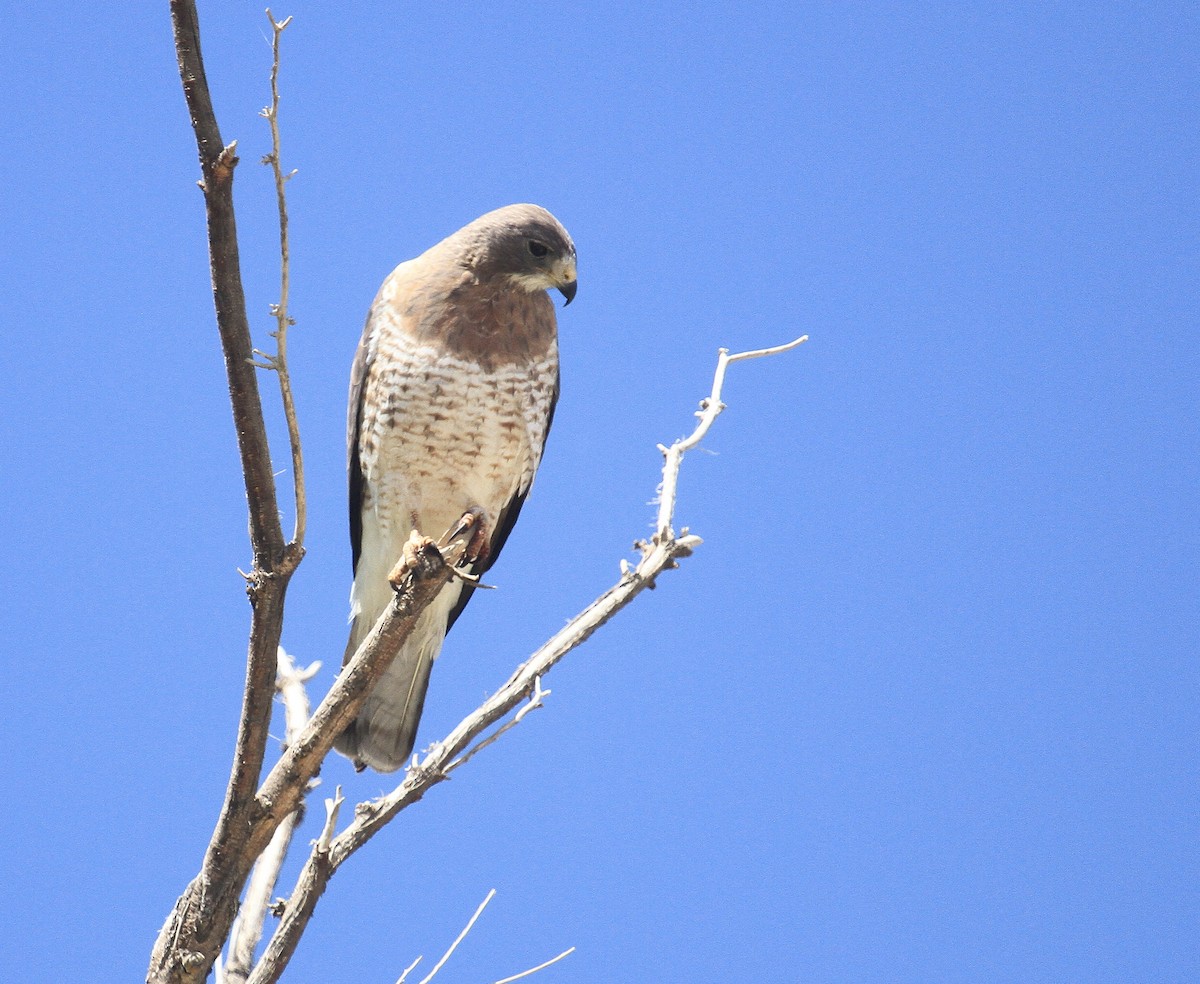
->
[153,502,468,982]
[447,675,549,772]
[416,889,496,984]
[244,339,807,981]
[222,650,319,983]
[401,893,574,984]
[254,532,466,813]
[150,4,303,982]
[198,535,468,984]
[655,335,808,541]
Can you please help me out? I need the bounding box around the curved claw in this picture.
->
[442,506,491,566]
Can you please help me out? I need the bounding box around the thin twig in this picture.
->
[316,786,345,853]
[417,889,496,984]
[494,946,577,984]
[395,955,424,984]
[260,10,306,550]
[247,339,806,979]
[446,677,548,772]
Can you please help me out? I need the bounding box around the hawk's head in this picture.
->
[457,203,578,304]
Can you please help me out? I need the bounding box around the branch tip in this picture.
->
[415,889,496,984]
[493,946,577,984]
[395,955,424,984]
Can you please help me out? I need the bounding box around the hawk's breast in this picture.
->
[361,337,558,547]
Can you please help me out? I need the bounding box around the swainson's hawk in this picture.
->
[334,204,577,773]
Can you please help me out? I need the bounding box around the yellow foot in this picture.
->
[388,530,437,588]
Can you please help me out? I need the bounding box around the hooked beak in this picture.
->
[553,254,578,305]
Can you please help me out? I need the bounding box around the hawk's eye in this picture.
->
[527,240,549,258]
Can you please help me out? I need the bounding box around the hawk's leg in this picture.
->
[444,506,491,566]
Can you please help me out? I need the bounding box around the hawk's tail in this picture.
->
[333,611,444,773]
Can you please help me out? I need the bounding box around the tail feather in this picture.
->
[334,608,446,773]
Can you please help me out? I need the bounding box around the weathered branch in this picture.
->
[149,4,304,983]
[222,650,319,984]
[244,339,806,981]
[168,0,288,565]
[152,527,465,983]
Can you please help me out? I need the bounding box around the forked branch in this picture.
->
[655,335,808,541]
[220,649,319,984]
[150,4,299,983]
[151,526,467,984]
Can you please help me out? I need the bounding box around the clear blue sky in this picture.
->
[1,3,1195,981]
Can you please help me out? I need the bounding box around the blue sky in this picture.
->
[1,2,1195,981]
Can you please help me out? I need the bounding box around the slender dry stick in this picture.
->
[417,889,496,984]
[255,9,306,548]
[244,339,807,983]
[446,676,548,773]
[223,650,320,984]
[494,946,577,984]
[395,955,424,984]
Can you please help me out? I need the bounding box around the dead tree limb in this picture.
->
[150,524,466,984]
[149,4,303,983]
[221,650,319,984]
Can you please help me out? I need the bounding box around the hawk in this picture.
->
[334,204,577,773]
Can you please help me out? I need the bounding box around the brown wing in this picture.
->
[346,315,374,576]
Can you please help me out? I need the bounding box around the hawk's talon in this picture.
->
[442,506,491,567]
[447,566,498,590]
